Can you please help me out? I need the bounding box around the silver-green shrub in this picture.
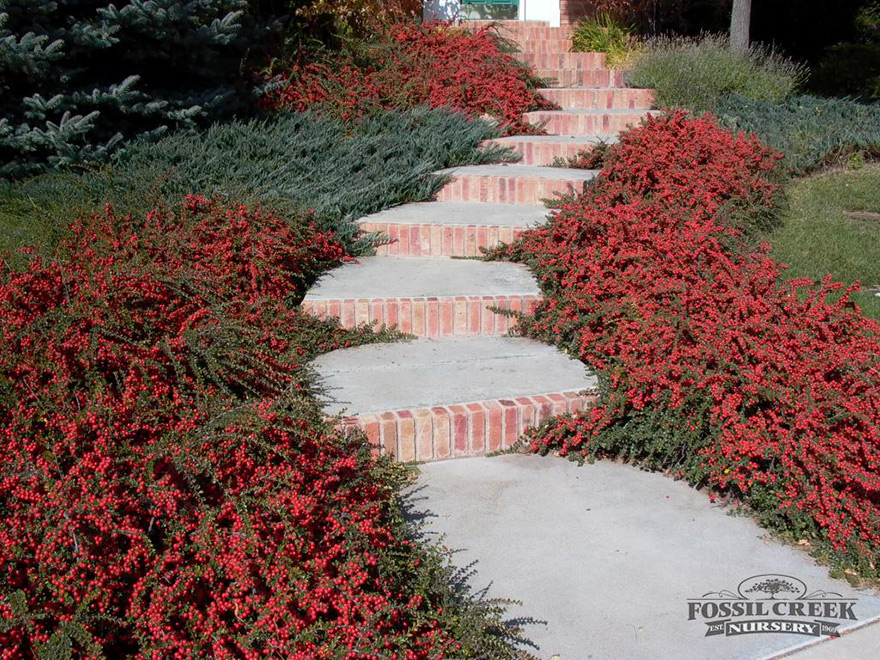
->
[629,33,808,114]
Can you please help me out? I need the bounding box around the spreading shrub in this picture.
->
[260,22,557,134]
[718,94,880,173]
[0,109,513,259]
[0,197,531,658]
[628,34,807,114]
[508,112,880,575]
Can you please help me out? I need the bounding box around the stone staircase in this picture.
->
[306,20,655,462]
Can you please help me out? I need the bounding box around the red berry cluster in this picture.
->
[515,111,880,568]
[260,22,557,135]
[0,197,458,657]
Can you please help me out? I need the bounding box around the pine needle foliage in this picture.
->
[0,108,514,259]
[717,94,880,174]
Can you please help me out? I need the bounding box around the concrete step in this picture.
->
[313,336,598,461]
[302,257,540,338]
[520,51,606,70]
[525,109,656,135]
[484,134,612,166]
[358,202,547,256]
[435,164,598,205]
[413,455,880,659]
[535,68,625,87]
[539,86,655,110]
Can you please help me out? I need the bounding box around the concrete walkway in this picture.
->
[409,455,880,660]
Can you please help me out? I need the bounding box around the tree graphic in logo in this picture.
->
[745,578,799,600]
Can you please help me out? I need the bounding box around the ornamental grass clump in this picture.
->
[571,13,640,69]
[260,21,557,134]
[628,34,807,114]
[509,112,880,576]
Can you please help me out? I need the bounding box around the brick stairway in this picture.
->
[306,20,655,462]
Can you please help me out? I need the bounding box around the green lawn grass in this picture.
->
[767,164,880,320]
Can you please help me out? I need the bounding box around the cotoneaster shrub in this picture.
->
[260,22,557,134]
[508,112,880,576]
[0,197,529,658]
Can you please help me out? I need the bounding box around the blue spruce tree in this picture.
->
[0,0,261,178]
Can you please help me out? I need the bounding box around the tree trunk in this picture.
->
[730,0,752,53]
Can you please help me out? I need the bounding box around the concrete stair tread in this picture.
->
[359,201,547,228]
[305,257,539,299]
[313,336,596,415]
[437,164,598,180]
[413,455,880,658]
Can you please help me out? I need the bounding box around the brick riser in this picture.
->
[521,52,606,69]
[517,39,575,54]
[345,390,598,462]
[535,68,625,87]
[524,111,649,135]
[539,87,655,110]
[475,26,574,41]
[303,295,539,338]
[484,139,600,166]
[436,174,589,204]
[360,222,527,256]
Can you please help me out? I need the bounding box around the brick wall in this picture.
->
[559,0,599,26]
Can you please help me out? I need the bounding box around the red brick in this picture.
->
[431,407,451,459]
[370,299,384,326]
[532,395,554,424]
[426,297,440,338]
[483,401,503,453]
[385,299,398,328]
[516,396,536,433]
[414,408,433,461]
[341,299,356,328]
[466,402,486,454]
[396,411,416,462]
[440,299,454,336]
[499,399,519,448]
[359,413,381,450]
[379,412,398,459]
[467,297,482,335]
[453,297,468,335]
[481,295,496,335]
[388,224,400,255]
[548,392,567,415]
[355,299,370,326]
[399,299,413,334]
[494,296,509,334]
[448,404,469,456]
[412,298,427,337]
